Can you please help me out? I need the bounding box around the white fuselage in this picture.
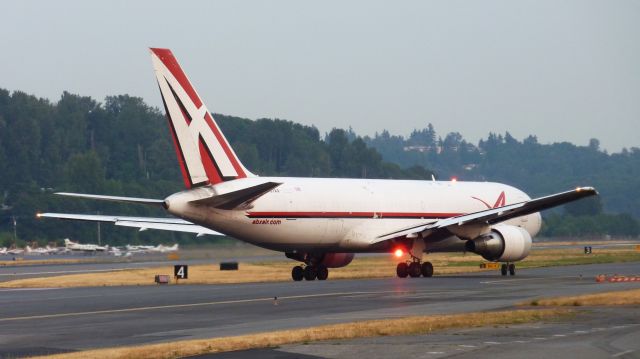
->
[165,177,542,253]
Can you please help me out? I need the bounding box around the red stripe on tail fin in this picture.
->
[150,48,253,187]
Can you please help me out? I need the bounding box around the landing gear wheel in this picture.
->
[316,265,329,280]
[508,263,516,276]
[421,262,434,277]
[396,262,409,278]
[292,266,304,281]
[303,266,317,281]
[409,262,421,278]
[500,263,508,276]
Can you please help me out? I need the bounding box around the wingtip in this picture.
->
[576,186,598,195]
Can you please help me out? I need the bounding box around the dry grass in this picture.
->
[0,262,291,288]
[29,308,571,359]
[2,246,639,288]
[526,288,640,307]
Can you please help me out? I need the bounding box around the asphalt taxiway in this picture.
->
[0,262,639,358]
[207,307,640,359]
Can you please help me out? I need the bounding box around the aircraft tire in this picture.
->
[303,266,317,281]
[316,265,329,280]
[292,266,304,281]
[396,262,409,278]
[421,262,434,277]
[508,263,516,276]
[500,263,508,276]
[409,262,421,277]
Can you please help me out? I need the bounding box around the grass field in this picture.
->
[526,288,640,307]
[2,245,638,288]
[30,308,571,359]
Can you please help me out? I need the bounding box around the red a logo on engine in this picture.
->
[150,48,250,188]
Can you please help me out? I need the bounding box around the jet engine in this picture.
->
[465,225,532,262]
[319,252,355,268]
[285,252,355,268]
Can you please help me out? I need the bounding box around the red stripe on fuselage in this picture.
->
[246,211,463,219]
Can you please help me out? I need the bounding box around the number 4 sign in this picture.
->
[174,265,188,279]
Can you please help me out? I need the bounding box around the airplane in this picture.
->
[124,243,178,253]
[45,245,68,254]
[7,247,24,255]
[39,48,598,281]
[25,245,51,255]
[125,244,156,252]
[108,246,132,257]
[155,244,179,253]
[0,247,7,255]
[64,238,108,252]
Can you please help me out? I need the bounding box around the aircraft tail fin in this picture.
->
[150,48,254,189]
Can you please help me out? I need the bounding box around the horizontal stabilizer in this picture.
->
[37,213,221,236]
[55,192,165,207]
[189,181,282,209]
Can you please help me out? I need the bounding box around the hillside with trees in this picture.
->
[0,89,434,246]
[0,88,637,246]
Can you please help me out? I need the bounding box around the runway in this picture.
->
[0,262,639,358]
[210,307,640,359]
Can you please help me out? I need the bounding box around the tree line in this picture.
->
[0,89,434,246]
[0,88,636,246]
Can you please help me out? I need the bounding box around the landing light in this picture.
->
[451,177,458,183]
[394,248,404,258]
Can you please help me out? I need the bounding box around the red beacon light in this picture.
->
[394,248,404,258]
[451,177,458,183]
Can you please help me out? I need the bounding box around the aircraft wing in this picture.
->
[54,192,165,206]
[37,213,222,236]
[375,186,598,242]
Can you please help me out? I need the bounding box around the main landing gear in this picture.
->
[500,263,516,276]
[291,264,329,281]
[396,257,433,278]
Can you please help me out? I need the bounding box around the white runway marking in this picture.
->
[0,268,139,277]
[612,350,634,357]
[480,276,575,284]
[0,288,61,292]
[0,289,422,322]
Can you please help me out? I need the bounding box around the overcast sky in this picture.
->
[1,0,638,152]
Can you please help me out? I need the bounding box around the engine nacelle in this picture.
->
[320,253,355,268]
[465,225,532,262]
[285,252,355,268]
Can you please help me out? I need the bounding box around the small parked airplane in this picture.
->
[125,244,178,253]
[25,245,51,255]
[64,238,108,252]
[39,48,597,281]
[6,247,24,255]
